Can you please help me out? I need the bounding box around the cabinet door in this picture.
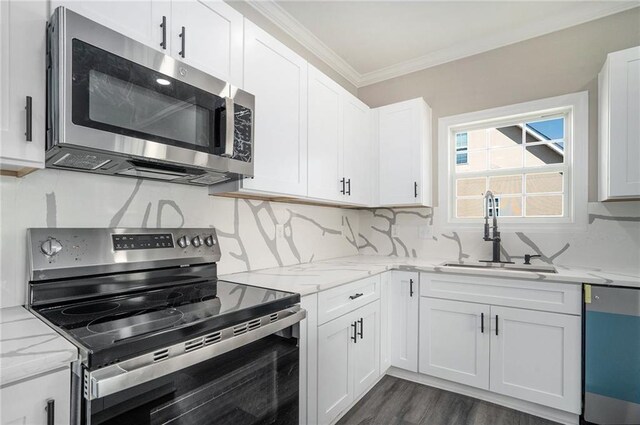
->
[0,368,71,425]
[389,271,419,372]
[379,272,391,373]
[307,65,343,202]
[242,20,308,196]
[608,46,640,198]
[50,0,169,52]
[170,0,243,86]
[419,297,490,389]
[343,94,372,206]
[490,306,581,413]
[317,312,355,425]
[352,300,380,397]
[0,0,47,172]
[377,99,422,206]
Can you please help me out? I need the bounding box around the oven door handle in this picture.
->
[86,306,306,400]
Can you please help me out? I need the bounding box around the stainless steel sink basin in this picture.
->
[441,261,557,274]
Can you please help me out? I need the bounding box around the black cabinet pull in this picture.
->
[495,315,499,336]
[340,178,345,195]
[409,278,414,297]
[25,96,32,142]
[414,181,418,198]
[46,399,54,425]
[481,313,484,333]
[160,16,167,50]
[351,321,357,343]
[346,178,351,196]
[349,293,363,300]
[179,26,186,58]
[357,318,363,339]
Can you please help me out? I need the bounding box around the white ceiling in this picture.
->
[248,1,640,87]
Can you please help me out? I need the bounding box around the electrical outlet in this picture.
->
[275,224,284,240]
[419,225,431,239]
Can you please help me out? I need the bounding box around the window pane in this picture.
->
[526,172,563,194]
[456,152,468,165]
[526,195,563,216]
[495,196,523,217]
[467,129,486,150]
[526,118,564,141]
[457,198,484,218]
[490,146,522,170]
[489,174,522,195]
[455,132,468,149]
[456,150,487,172]
[525,143,564,167]
[457,177,486,197]
[489,126,522,148]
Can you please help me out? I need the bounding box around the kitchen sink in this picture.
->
[441,261,558,274]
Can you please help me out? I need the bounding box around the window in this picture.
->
[438,92,588,229]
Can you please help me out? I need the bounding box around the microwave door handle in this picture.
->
[223,97,234,158]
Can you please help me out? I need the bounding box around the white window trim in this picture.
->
[437,91,589,232]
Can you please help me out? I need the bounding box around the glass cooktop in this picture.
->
[34,280,299,367]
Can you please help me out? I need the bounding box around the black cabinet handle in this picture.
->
[25,96,32,141]
[357,318,363,339]
[46,399,54,425]
[495,315,499,336]
[346,178,351,196]
[349,293,363,300]
[179,26,185,58]
[160,16,167,50]
[409,278,414,297]
[414,181,418,198]
[351,321,357,343]
[481,313,484,333]
[340,178,345,195]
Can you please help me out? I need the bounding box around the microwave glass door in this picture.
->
[71,39,226,154]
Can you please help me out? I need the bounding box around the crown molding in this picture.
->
[246,1,640,88]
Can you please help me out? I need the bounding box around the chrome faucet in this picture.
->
[480,191,513,264]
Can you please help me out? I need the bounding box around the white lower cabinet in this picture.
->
[389,271,419,372]
[419,289,581,414]
[490,306,581,413]
[317,300,380,425]
[0,367,71,425]
[419,297,490,389]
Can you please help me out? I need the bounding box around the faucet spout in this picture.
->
[480,190,512,264]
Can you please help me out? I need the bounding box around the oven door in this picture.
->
[76,308,304,425]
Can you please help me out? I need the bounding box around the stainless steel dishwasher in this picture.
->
[583,284,640,425]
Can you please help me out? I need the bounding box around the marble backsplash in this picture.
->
[0,170,360,308]
[1,169,638,308]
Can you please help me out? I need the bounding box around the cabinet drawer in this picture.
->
[318,275,380,324]
[420,272,581,315]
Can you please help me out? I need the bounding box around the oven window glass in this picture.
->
[89,333,299,425]
[71,39,224,154]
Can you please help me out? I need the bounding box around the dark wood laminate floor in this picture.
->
[336,376,562,425]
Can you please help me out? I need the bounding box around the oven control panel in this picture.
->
[112,233,174,250]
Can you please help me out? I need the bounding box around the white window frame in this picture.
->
[437,91,588,232]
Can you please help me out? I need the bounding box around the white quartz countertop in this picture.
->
[221,255,640,296]
[0,306,77,387]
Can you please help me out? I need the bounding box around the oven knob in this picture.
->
[41,238,63,257]
[192,236,202,247]
[204,235,216,246]
[177,236,190,248]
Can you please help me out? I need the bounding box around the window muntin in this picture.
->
[452,114,568,219]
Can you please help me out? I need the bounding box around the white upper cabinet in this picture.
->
[307,66,372,205]
[599,46,640,201]
[49,0,170,53]
[389,271,419,372]
[307,65,344,202]
[170,0,243,86]
[375,98,432,207]
[242,19,308,196]
[0,0,47,174]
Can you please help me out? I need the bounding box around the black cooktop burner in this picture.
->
[34,280,299,368]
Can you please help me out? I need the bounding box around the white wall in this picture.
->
[0,170,360,308]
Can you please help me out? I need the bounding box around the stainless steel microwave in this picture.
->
[46,7,254,186]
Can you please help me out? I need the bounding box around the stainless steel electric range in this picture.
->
[26,228,305,425]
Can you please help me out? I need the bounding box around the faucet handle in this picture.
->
[524,254,541,265]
